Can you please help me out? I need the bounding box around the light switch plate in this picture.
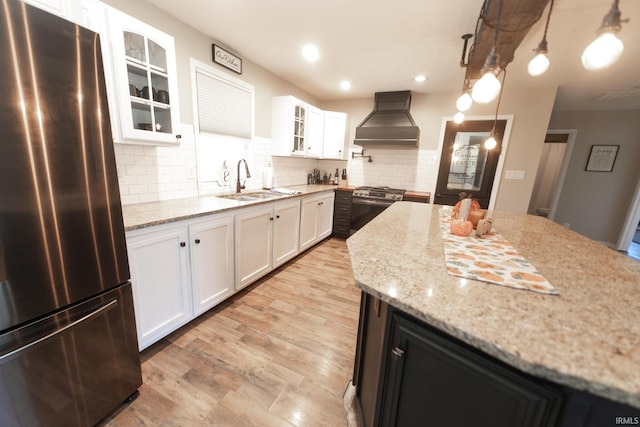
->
[505,170,526,180]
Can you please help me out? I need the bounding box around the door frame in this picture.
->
[617,175,640,251]
[544,129,578,221]
[433,115,514,211]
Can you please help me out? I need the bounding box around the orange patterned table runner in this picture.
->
[439,207,559,295]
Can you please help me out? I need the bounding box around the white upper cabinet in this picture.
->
[322,111,347,160]
[22,0,78,20]
[305,105,324,158]
[107,8,181,145]
[272,96,308,156]
[272,96,347,159]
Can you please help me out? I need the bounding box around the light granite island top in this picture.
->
[121,184,337,230]
[347,202,640,409]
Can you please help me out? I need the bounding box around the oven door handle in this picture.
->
[352,197,395,207]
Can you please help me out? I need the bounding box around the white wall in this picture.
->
[549,109,640,244]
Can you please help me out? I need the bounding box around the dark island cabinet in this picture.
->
[380,314,562,427]
[353,293,640,427]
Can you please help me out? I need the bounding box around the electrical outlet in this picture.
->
[563,223,571,228]
[505,170,526,180]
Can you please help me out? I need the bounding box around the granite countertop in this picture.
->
[347,202,640,408]
[122,184,337,231]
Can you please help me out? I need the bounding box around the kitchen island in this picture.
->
[348,202,640,426]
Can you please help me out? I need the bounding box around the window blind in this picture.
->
[195,68,253,138]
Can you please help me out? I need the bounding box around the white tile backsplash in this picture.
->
[115,128,438,205]
[115,124,198,205]
[344,147,438,192]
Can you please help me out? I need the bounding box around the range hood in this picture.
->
[354,90,419,147]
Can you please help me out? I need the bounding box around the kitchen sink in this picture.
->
[215,191,287,202]
[246,192,281,199]
[216,194,260,202]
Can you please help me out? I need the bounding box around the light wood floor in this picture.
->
[103,238,361,426]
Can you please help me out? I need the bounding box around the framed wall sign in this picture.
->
[585,144,619,172]
[212,44,242,74]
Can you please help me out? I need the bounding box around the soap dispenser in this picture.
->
[262,164,274,189]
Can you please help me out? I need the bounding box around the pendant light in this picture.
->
[472,49,501,104]
[528,0,554,76]
[456,34,474,112]
[484,70,506,150]
[454,111,465,124]
[472,0,504,104]
[582,0,627,71]
[456,90,473,112]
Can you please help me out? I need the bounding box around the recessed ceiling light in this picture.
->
[340,80,352,90]
[302,44,320,62]
[414,75,427,83]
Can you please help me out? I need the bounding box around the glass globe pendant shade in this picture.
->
[528,52,550,76]
[471,72,501,104]
[456,92,473,112]
[454,111,465,124]
[484,135,497,150]
[582,32,624,70]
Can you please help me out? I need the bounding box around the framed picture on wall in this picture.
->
[585,145,619,172]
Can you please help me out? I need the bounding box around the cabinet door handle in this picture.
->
[276,215,280,219]
[180,242,186,247]
[195,238,201,244]
[391,347,405,360]
[270,217,274,221]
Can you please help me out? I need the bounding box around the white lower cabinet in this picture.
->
[126,212,233,350]
[273,199,301,267]
[189,215,234,316]
[299,191,335,252]
[126,222,192,350]
[235,199,301,291]
[235,205,273,291]
[126,193,329,350]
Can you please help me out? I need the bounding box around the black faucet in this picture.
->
[236,159,251,193]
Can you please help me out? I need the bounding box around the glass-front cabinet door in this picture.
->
[108,9,180,145]
[292,102,306,155]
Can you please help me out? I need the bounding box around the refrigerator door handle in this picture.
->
[0,299,118,363]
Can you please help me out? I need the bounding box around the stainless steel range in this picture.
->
[351,186,406,231]
[353,186,405,201]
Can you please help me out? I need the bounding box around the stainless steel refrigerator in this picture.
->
[0,1,143,425]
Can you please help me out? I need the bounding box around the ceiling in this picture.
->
[146,0,640,111]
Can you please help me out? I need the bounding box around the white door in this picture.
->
[273,199,300,267]
[189,214,234,316]
[126,224,191,350]
[317,193,335,240]
[299,195,320,252]
[235,205,273,290]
